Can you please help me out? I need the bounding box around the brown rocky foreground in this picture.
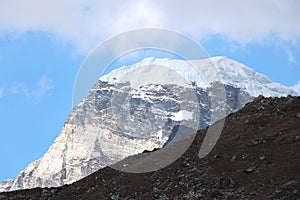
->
[1,95,299,199]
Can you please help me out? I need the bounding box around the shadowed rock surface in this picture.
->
[1,95,299,199]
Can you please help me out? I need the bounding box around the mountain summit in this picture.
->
[101,56,297,97]
[0,56,296,192]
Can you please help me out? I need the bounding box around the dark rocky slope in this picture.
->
[1,95,299,199]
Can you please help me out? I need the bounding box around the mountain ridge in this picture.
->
[1,95,299,199]
[101,56,297,97]
[0,56,296,192]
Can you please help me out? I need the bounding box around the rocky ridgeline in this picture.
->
[1,79,252,192]
[1,95,299,199]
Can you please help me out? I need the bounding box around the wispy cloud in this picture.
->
[0,87,3,98]
[0,0,299,54]
[10,76,53,103]
[288,51,296,64]
[291,81,300,95]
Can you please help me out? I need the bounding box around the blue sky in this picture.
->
[0,1,300,182]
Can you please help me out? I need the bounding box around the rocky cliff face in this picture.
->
[1,96,299,199]
[0,56,296,192]
[6,81,252,191]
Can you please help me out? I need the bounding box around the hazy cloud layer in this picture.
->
[0,0,299,54]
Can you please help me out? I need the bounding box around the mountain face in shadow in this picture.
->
[1,95,299,199]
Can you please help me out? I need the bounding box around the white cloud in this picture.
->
[112,1,164,33]
[0,0,299,54]
[288,51,296,64]
[10,76,53,103]
[163,0,300,42]
[291,81,300,95]
[0,87,3,98]
[0,0,164,54]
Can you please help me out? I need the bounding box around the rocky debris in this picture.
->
[0,96,299,199]
[259,155,266,161]
[231,155,237,162]
[215,177,234,189]
[244,163,257,173]
[265,180,300,200]
[275,108,286,119]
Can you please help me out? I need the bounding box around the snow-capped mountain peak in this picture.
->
[0,56,296,192]
[102,56,297,97]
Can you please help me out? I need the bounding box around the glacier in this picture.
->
[101,56,297,97]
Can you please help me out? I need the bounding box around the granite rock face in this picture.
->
[3,79,252,191]
[0,56,296,192]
